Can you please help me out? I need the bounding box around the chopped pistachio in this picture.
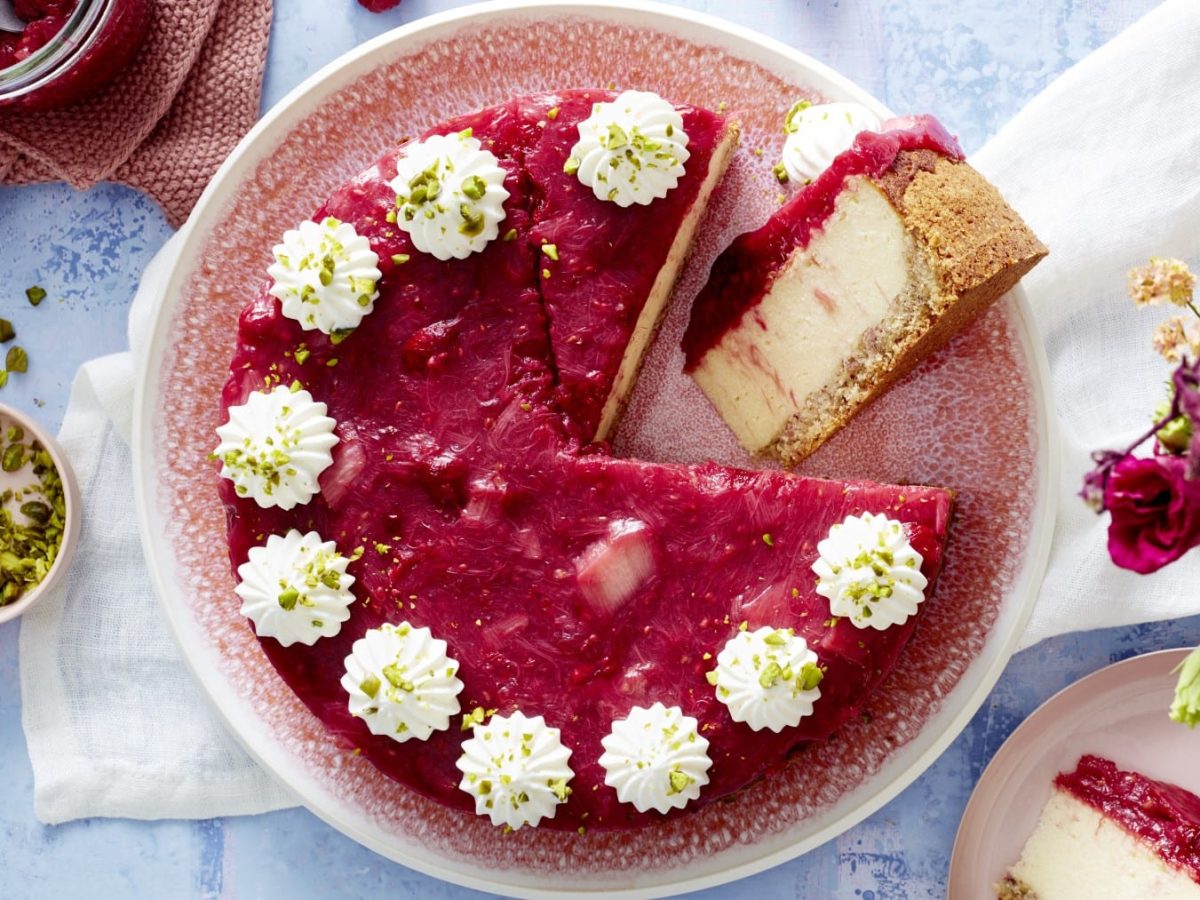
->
[1,443,23,472]
[541,244,559,262]
[502,228,518,242]
[0,320,13,343]
[25,286,46,306]
[6,346,27,374]
[772,163,789,184]
[391,253,410,265]
[547,106,560,120]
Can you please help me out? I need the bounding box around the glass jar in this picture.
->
[0,0,152,111]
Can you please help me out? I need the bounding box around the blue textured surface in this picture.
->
[2,1,1195,898]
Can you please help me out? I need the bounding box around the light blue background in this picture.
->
[1,1,1193,898]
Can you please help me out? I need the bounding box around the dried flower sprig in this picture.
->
[1129,256,1198,310]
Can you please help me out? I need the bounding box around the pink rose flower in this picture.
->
[1105,454,1200,573]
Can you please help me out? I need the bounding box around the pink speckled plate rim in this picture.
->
[131,2,1058,896]
[948,648,1196,900]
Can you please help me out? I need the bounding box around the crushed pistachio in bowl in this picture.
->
[0,403,80,624]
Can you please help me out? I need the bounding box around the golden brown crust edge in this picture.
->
[768,155,1046,466]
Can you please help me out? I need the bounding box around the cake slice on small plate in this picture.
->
[682,114,1046,466]
[999,754,1200,899]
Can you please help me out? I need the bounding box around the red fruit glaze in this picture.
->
[1057,755,1200,884]
[681,116,963,370]
[219,92,955,831]
[357,0,402,11]
[0,0,76,68]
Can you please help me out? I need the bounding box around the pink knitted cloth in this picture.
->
[0,0,273,227]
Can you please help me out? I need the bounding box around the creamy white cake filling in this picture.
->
[690,176,911,454]
[1007,789,1200,899]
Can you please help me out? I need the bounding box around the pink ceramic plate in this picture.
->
[949,648,1199,899]
[132,2,1056,896]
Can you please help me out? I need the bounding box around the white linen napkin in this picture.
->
[18,0,1200,823]
[18,232,296,823]
[971,0,1200,647]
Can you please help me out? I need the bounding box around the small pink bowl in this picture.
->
[0,402,81,624]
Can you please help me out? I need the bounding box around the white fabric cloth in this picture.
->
[971,0,1200,647]
[17,0,1200,822]
[18,233,296,823]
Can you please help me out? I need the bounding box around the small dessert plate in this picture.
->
[0,402,81,624]
[949,648,1199,899]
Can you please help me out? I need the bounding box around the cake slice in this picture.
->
[525,90,739,443]
[682,116,1046,466]
[999,755,1200,899]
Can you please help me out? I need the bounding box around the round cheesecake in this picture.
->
[216,90,956,831]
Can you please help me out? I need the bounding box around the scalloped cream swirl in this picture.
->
[213,385,338,510]
[710,626,823,732]
[566,90,690,207]
[780,100,882,184]
[456,711,574,830]
[342,622,464,743]
[389,131,510,261]
[267,216,382,335]
[812,512,928,630]
[598,702,711,814]
[235,529,355,646]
